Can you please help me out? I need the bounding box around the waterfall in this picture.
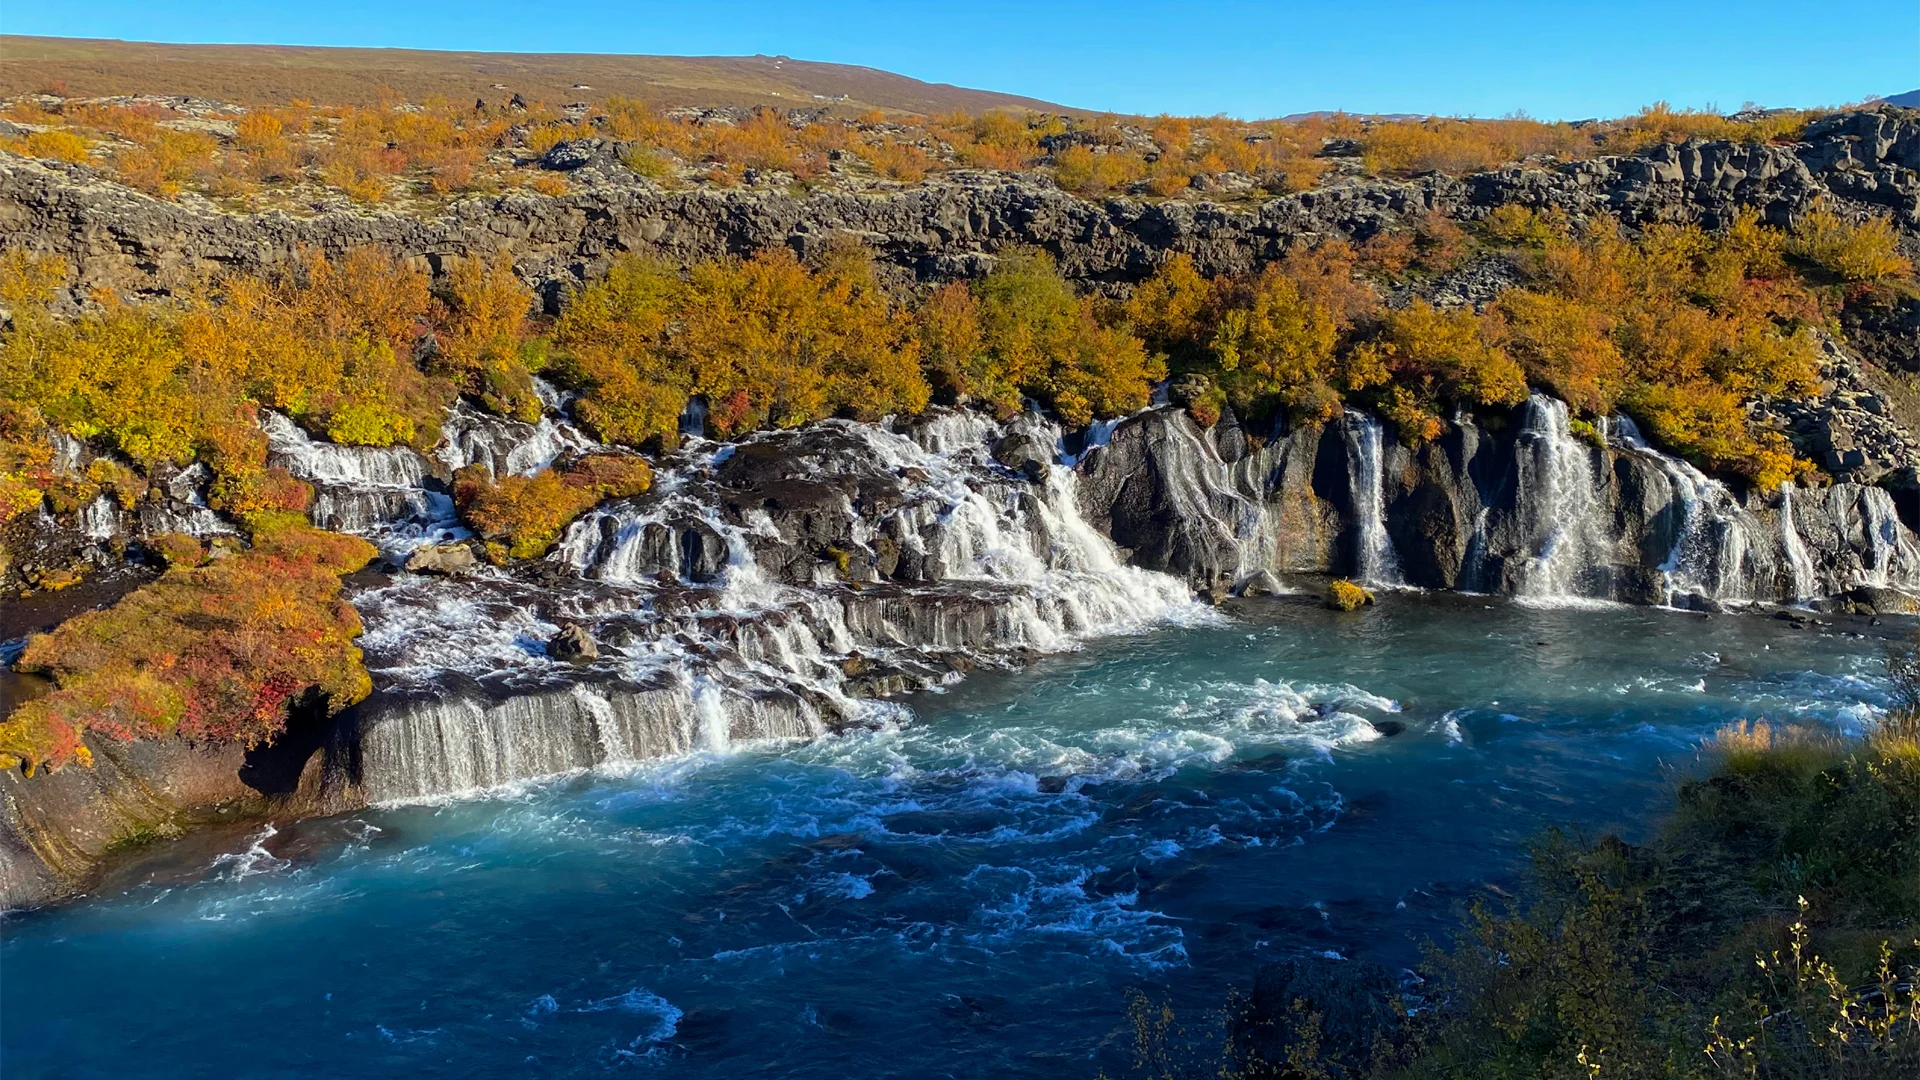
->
[351,410,1205,804]
[139,463,233,537]
[1649,453,1763,607]
[1610,411,1777,607]
[1510,396,1609,599]
[77,495,117,541]
[260,411,428,488]
[436,401,600,479]
[693,679,732,754]
[1340,412,1402,586]
[1778,483,1817,603]
[259,410,449,539]
[1831,484,1920,590]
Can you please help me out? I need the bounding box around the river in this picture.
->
[0,594,1898,1078]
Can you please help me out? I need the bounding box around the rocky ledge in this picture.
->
[2,108,1914,308]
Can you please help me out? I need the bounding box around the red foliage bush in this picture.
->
[0,523,376,773]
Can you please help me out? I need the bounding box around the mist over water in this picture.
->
[0,596,1898,1079]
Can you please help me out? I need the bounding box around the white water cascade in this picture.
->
[1339,412,1403,586]
[346,409,1209,804]
[1614,415,1767,607]
[1778,482,1818,604]
[259,411,449,542]
[436,400,602,479]
[1510,395,1612,599]
[1828,484,1920,590]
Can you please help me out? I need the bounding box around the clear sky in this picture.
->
[3,1,1915,120]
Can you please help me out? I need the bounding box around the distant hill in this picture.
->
[0,36,1075,116]
[1881,89,1920,107]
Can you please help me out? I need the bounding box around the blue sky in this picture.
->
[4,1,1915,119]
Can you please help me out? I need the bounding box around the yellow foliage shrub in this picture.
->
[1326,578,1374,611]
[1208,267,1341,422]
[24,130,90,164]
[1789,209,1914,282]
[1052,144,1147,196]
[455,455,652,560]
[973,249,1164,424]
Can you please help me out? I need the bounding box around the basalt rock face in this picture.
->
[1078,399,1920,610]
[3,108,1913,305]
[0,724,334,909]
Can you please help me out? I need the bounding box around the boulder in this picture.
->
[991,429,1054,483]
[1238,569,1286,597]
[1846,585,1920,616]
[405,543,477,575]
[548,623,599,663]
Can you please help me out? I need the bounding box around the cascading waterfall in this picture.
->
[234,389,1920,805]
[1148,410,1276,588]
[348,410,1205,804]
[1510,395,1610,599]
[1644,446,1764,607]
[77,495,117,541]
[260,410,448,541]
[437,401,601,479]
[1778,483,1817,604]
[1339,412,1402,586]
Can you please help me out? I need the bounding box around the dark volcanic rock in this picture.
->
[4,106,1911,306]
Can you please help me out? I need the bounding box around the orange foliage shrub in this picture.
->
[0,523,375,773]
[433,254,545,421]
[557,246,930,443]
[1052,144,1147,196]
[455,454,652,560]
[183,248,450,448]
[1368,300,1528,411]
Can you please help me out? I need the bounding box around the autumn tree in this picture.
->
[1207,266,1341,423]
[972,249,1163,425]
[553,256,690,448]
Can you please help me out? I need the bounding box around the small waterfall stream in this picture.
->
[1778,483,1817,604]
[1339,412,1403,586]
[1509,395,1609,599]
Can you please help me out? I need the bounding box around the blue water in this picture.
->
[0,595,1897,1078]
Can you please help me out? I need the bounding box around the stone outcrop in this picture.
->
[1759,333,1920,523]
[0,714,335,908]
[3,107,1913,308]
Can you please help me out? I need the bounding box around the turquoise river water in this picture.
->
[0,595,1901,1078]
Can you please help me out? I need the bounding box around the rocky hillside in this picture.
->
[3,107,1914,305]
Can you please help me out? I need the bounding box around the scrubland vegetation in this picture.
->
[0,522,373,773]
[0,90,1846,209]
[1114,643,1920,1080]
[3,197,1910,562]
